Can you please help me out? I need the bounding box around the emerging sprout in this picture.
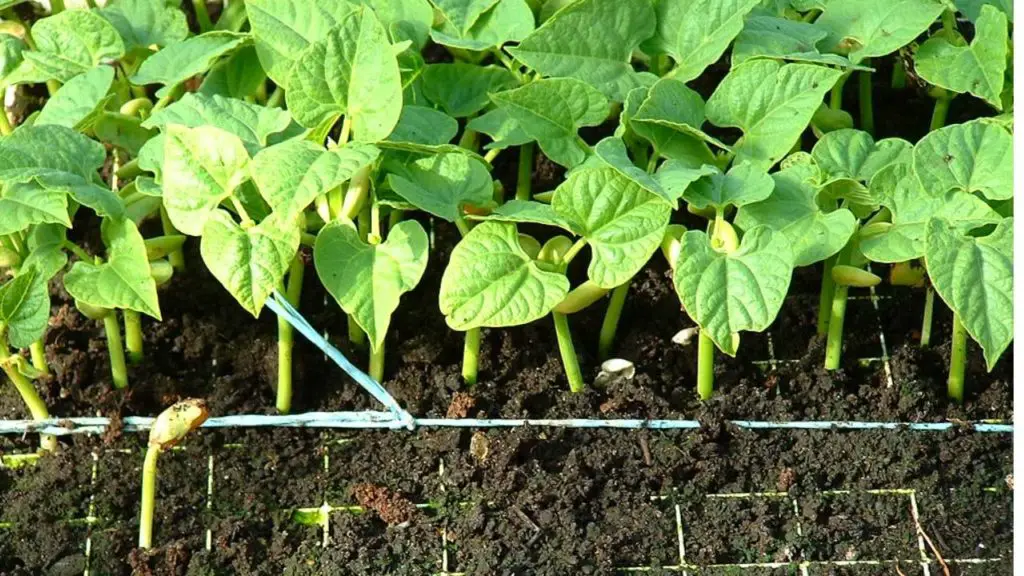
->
[138,399,209,549]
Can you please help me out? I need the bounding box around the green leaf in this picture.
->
[632,78,731,153]
[912,119,1013,201]
[735,166,856,266]
[439,221,569,330]
[161,125,251,236]
[199,45,267,100]
[706,60,843,169]
[732,14,868,69]
[915,5,1008,109]
[684,162,774,212]
[860,163,1000,262]
[490,78,608,168]
[142,93,298,156]
[94,112,158,155]
[357,0,435,49]
[812,129,913,183]
[314,219,428,350]
[552,167,671,288]
[429,0,534,51]
[64,217,161,319]
[507,0,655,101]
[646,0,760,82]
[0,124,106,184]
[925,217,1013,370]
[814,0,947,63]
[0,181,69,235]
[246,0,358,87]
[466,108,533,150]
[250,139,379,218]
[22,224,69,281]
[387,152,492,221]
[99,0,189,52]
[673,226,793,355]
[132,31,250,96]
[655,160,719,202]
[200,209,301,316]
[430,0,500,33]
[286,9,403,141]
[20,10,125,83]
[35,65,115,130]
[421,63,517,117]
[387,105,458,145]
[0,33,25,87]
[0,270,49,349]
[592,136,672,206]
[466,199,576,231]
[955,0,1013,22]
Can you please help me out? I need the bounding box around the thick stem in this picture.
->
[124,310,144,365]
[29,340,49,376]
[348,317,366,348]
[948,314,967,402]
[817,256,836,335]
[462,328,481,387]
[49,0,65,13]
[160,206,185,272]
[104,313,129,389]
[457,126,478,151]
[552,312,585,393]
[930,96,951,132]
[697,330,714,400]
[341,167,372,222]
[138,447,159,549]
[152,82,186,112]
[192,0,214,32]
[0,344,56,451]
[266,86,285,108]
[277,255,305,413]
[516,143,534,201]
[891,62,907,90]
[830,71,851,109]
[858,65,874,135]
[920,286,935,348]
[369,344,385,383]
[598,282,629,360]
[823,283,850,370]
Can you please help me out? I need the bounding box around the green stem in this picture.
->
[104,313,129,389]
[817,256,836,335]
[0,343,56,451]
[0,106,12,136]
[62,240,92,263]
[462,328,480,387]
[160,206,185,272]
[823,282,850,370]
[266,86,285,108]
[152,83,185,112]
[116,159,142,181]
[920,286,935,348]
[948,314,967,402]
[941,9,957,34]
[191,0,214,33]
[891,62,907,90]
[341,167,372,222]
[552,312,584,393]
[138,447,159,548]
[348,316,366,348]
[457,126,478,151]
[697,330,714,400]
[516,143,534,201]
[49,0,65,13]
[277,255,304,413]
[858,64,874,135]
[930,96,951,132]
[369,344,385,383]
[598,282,629,360]
[29,340,48,376]
[124,310,144,365]
[830,71,851,110]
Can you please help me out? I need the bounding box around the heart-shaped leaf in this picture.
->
[199,45,268,100]
[706,61,842,169]
[507,0,655,101]
[912,119,1013,201]
[466,108,533,150]
[631,78,730,153]
[683,163,774,213]
[132,31,250,96]
[387,105,458,145]
[466,199,576,232]
[925,217,1013,370]
[200,210,301,316]
[440,221,569,330]
[18,10,125,83]
[812,129,913,183]
[915,5,1008,109]
[35,65,115,131]
[645,0,760,82]
[421,63,517,118]
[430,0,500,34]
[0,270,49,349]
[674,226,793,355]
[386,152,492,222]
[733,14,867,69]
[286,8,403,140]
[99,0,189,52]
[161,125,251,236]
[361,0,434,49]
[489,78,608,168]
[430,0,534,51]
[0,181,71,235]
[64,217,161,319]
[552,167,671,288]
[315,219,428,350]
[815,0,947,63]
[592,137,672,205]
[246,0,357,87]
